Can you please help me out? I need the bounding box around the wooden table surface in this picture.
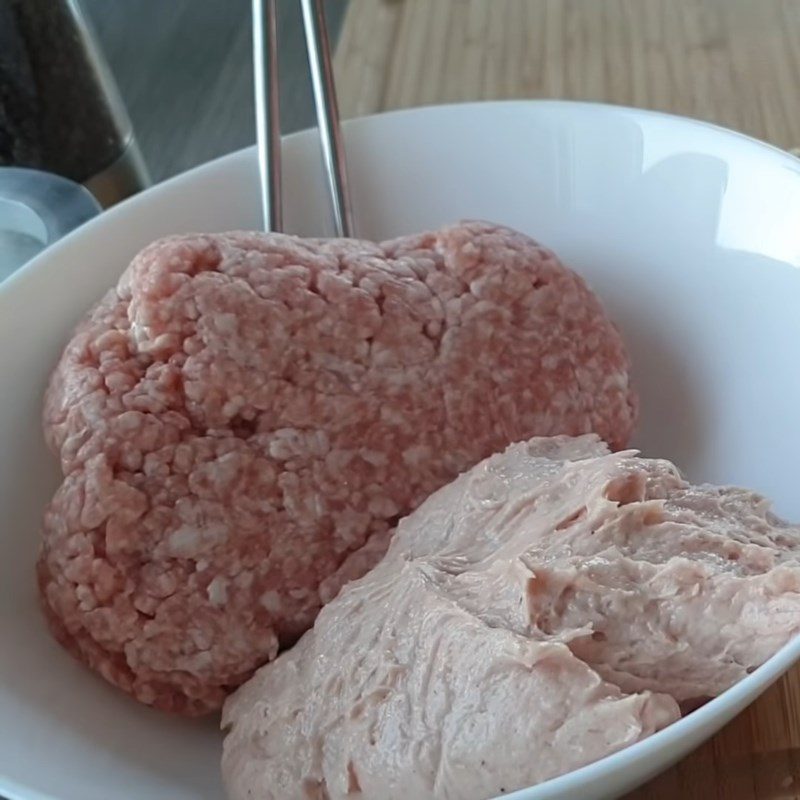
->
[333,2,800,799]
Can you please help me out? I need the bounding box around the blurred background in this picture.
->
[88,0,800,185]
[84,0,349,182]
[5,0,800,193]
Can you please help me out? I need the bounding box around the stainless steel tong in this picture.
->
[252,0,354,237]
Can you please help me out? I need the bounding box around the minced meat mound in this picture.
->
[39,221,636,714]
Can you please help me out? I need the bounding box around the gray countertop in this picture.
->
[83,0,348,183]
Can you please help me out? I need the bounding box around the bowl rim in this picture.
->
[3,97,800,302]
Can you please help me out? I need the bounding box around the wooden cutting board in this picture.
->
[333,2,800,797]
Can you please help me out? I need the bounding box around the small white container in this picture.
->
[0,168,100,282]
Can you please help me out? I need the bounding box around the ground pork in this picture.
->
[221,435,800,800]
[39,222,636,714]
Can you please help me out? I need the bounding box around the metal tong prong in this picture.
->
[252,0,281,233]
[252,0,354,237]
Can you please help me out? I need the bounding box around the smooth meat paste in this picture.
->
[39,222,636,714]
[222,435,800,800]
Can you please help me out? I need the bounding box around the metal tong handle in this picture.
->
[252,0,354,237]
[252,0,281,232]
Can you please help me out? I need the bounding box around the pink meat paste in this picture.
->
[222,435,800,800]
[39,222,636,714]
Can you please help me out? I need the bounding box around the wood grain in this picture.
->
[335,0,800,149]
[333,2,800,798]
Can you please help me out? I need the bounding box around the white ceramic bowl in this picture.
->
[2,101,800,800]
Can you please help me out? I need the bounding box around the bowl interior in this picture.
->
[2,101,800,800]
